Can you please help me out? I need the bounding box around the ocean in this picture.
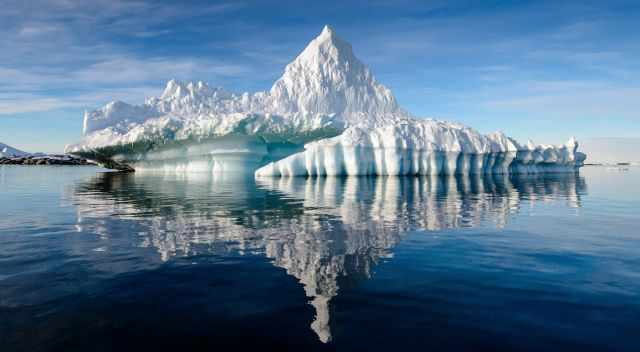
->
[1,165,638,351]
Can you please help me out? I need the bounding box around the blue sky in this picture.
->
[1,0,639,153]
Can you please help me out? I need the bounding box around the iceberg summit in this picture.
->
[66,25,586,175]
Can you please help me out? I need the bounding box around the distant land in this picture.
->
[0,141,94,166]
[0,142,31,158]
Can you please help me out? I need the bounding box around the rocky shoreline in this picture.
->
[0,155,96,166]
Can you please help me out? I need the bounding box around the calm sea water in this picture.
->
[1,166,639,351]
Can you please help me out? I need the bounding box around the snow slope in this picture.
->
[269,25,401,123]
[0,142,30,158]
[66,25,584,174]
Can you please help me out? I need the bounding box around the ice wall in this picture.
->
[256,123,586,176]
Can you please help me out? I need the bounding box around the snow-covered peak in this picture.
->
[320,24,335,39]
[270,25,400,120]
[296,25,355,66]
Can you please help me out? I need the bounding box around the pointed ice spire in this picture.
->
[161,79,186,99]
[294,25,358,70]
[270,25,399,120]
[320,24,334,37]
[297,24,354,62]
[161,79,214,101]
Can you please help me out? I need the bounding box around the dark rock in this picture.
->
[0,154,96,166]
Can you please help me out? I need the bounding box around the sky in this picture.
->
[580,138,640,163]
[0,0,639,153]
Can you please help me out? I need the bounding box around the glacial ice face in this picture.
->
[66,25,584,174]
[256,122,586,176]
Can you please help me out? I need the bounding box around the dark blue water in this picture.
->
[1,166,639,351]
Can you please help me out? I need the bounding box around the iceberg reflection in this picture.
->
[70,173,586,343]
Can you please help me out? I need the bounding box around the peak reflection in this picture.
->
[70,172,586,343]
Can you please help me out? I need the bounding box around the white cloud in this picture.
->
[133,29,172,38]
[0,53,257,115]
[71,56,251,85]
[18,23,64,37]
[0,0,259,116]
[0,95,70,114]
[0,86,160,114]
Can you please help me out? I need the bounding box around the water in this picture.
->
[1,166,639,351]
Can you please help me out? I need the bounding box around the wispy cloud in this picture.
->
[0,0,254,115]
[0,87,161,114]
[0,53,253,114]
[0,94,71,114]
[133,29,172,38]
[72,57,251,85]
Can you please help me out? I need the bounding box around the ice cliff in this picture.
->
[256,122,584,176]
[66,25,585,174]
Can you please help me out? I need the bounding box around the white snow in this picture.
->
[66,25,585,175]
[255,122,584,176]
[0,142,30,158]
[269,25,401,122]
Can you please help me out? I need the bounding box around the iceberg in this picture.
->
[66,25,585,174]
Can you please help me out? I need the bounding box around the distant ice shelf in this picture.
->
[66,25,585,175]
